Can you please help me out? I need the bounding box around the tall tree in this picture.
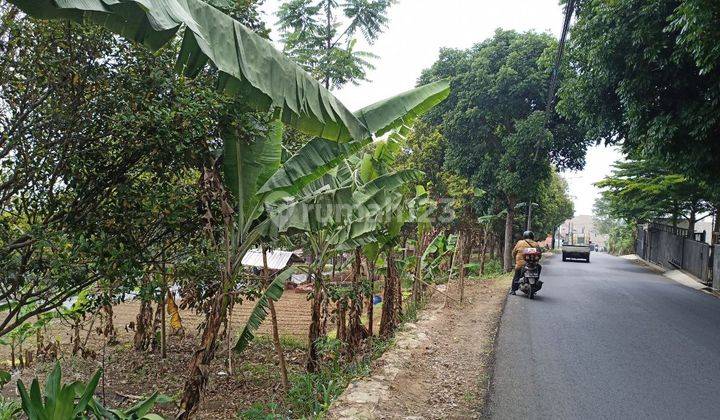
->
[0,7,219,336]
[559,0,720,184]
[595,157,714,237]
[532,169,575,239]
[420,29,590,271]
[276,0,395,89]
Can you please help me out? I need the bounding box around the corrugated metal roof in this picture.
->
[241,249,301,270]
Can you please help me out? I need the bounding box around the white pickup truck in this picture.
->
[562,243,591,263]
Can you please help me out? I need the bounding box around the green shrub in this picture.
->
[17,362,165,420]
[0,397,21,420]
[0,371,10,390]
[482,258,504,277]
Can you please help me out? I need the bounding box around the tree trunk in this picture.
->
[268,300,289,391]
[133,300,154,351]
[178,291,229,418]
[336,301,347,342]
[263,248,289,391]
[346,248,369,355]
[503,207,515,272]
[480,228,489,275]
[151,300,163,352]
[103,304,118,346]
[306,270,325,373]
[380,249,399,338]
[412,231,428,305]
[459,234,467,303]
[688,207,697,239]
[366,259,376,337]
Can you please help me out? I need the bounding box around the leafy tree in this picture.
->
[532,169,574,239]
[559,0,720,184]
[276,0,395,89]
[420,29,590,270]
[595,157,713,236]
[0,8,219,337]
[593,196,636,255]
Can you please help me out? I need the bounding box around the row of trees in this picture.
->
[1,0,459,417]
[399,29,583,272]
[1,0,609,416]
[561,0,720,241]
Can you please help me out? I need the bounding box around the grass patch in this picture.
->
[238,335,394,419]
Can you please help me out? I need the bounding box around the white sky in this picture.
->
[260,0,623,216]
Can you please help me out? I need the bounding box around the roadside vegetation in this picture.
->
[4,0,717,417]
[562,0,720,241]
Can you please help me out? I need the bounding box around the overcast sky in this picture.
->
[260,0,623,216]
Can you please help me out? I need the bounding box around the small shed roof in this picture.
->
[241,249,303,271]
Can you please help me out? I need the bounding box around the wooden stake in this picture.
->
[264,247,290,392]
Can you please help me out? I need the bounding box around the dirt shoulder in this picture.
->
[328,274,512,419]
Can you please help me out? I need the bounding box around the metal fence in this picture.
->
[636,223,711,284]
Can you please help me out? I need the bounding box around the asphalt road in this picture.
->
[488,252,720,420]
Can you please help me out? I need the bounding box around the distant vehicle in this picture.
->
[562,243,591,263]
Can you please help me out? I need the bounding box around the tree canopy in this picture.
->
[276,0,395,89]
[559,0,720,183]
[418,29,590,269]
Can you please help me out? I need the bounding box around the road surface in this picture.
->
[489,252,720,420]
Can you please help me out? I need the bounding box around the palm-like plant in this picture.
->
[13,0,451,414]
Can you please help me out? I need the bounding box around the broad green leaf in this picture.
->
[234,267,296,353]
[258,138,370,196]
[223,119,284,230]
[72,369,102,417]
[44,363,61,417]
[258,80,451,196]
[125,392,159,417]
[353,79,451,137]
[10,0,370,142]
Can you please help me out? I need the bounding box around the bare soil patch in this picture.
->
[329,275,511,419]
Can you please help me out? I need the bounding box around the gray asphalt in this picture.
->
[488,252,720,420]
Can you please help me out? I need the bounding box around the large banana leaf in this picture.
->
[257,80,451,196]
[257,138,369,196]
[223,119,284,231]
[354,79,451,137]
[233,267,295,353]
[10,0,369,142]
[267,170,421,235]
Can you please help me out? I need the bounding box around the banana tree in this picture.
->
[185,82,447,409]
[230,82,449,371]
[13,1,450,413]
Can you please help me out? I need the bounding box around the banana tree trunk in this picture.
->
[103,304,118,346]
[133,300,153,351]
[336,301,347,342]
[263,248,289,391]
[347,248,368,354]
[412,231,427,305]
[307,269,326,373]
[380,249,399,338]
[366,259,376,337]
[178,290,229,418]
[151,300,163,352]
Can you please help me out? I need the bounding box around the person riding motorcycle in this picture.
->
[510,230,542,295]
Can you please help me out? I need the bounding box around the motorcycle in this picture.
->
[519,248,543,299]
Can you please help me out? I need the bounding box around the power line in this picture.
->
[527,0,576,231]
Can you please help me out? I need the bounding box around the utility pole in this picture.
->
[526,0,576,231]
